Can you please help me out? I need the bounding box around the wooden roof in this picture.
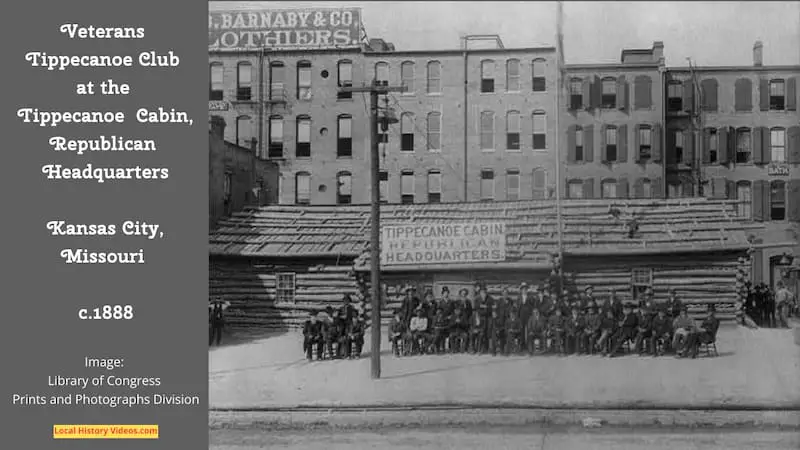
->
[209,198,764,262]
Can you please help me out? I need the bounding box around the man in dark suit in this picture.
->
[650,308,673,356]
[565,306,586,354]
[685,306,721,359]
[209,298,230,346]
[400,287,420,327]
[608,303,639,357]
[302,314,323,361]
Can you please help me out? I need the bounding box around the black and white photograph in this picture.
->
[207,2,800,448]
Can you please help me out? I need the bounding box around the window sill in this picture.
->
[336,98,354,103]
[505,149,522,153]
[481,149,496,152]
[427,149,442,153]
[532,90,547,94]
[479,92,496,95]
[533,148,548,152]
[336,156,354,160]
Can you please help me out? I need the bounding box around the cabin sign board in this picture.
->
[381,222,506,266]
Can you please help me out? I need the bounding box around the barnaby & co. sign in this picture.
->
[381,223,506,266]
[209,8,363,51]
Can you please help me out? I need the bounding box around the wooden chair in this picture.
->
[698,327,719,357]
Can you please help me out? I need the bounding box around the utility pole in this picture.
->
[339,82,406,380]
[555,1,565,274]
[687,58,703,197]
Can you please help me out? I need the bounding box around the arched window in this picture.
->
[770,127,786,162]
[296,116,311,158]
[569,77,582,109]
[532,111,546,150]
[401,170,415,204]
[506,111,521,150]
[427,170,442,203]
[575,126,584,161]
[427,112,441,151]
[374,62,389,86]
[297,61,312,100]
[401,61,415,92]
[426,61,441,94]
[237,62,252,101]
[268,115,283,158]
[480,111,495,150]
[638,125,652,161]
[209,63,224,100]
[734,78,753,111]
[480,169,495,201]
[269,61,285,90]
[641,178,652,199]
[667,80,683,111]
[736,181,752,218]
[481,60,495,93]
[337,114,352,158]
[601,77,616,108]
[235,115,252,147]
[601,178,617,199]
[337,60,353,99]
[769,79,786,110]
[506,169,520,201]
[532,58,546,92]
[567,179,584,199]
[533,168,548,199]
[604,125,618,161]
[337,171,352,205]
[506,59,520,92]
[770,180,786,221]
[400,113,415,151]
[295,172,311,205]
[735,127,752,163]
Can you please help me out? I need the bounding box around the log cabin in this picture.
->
[209,198,793,331]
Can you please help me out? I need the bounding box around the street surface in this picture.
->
[210,325,800,409]
[210,427,800,450]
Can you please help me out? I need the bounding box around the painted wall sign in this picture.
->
[208,100,229,111]
[209,8,363,51]
[381,222,506,266]
[767,163,790,177]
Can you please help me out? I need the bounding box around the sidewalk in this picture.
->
[210,325,800,410]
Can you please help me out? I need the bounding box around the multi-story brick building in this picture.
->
[562,41,666,199]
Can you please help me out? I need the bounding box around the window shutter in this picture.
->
[601,126,608,162]
[752,180,766,222]
[726,180,736,200]
[617,178,629,198]
[787,77,797,111]
[682,79,694,114]
[582,78,592,110]
[583,178,595,199]
[683,130,694,165]
[717,127,729,164]
[701,78,718,111]
[652,177,663,199]
[584,125,594,162]
[567,125,577,163]
[592,76,602,109]
[634,75,651,110]
[617,124,628,162]
[711,177,727,199]
[616,75,628,111]
[727,126,737,163]
[634,125,642,163]
[761,127,771,164]
[788,126,800,164]
[702,129,711,164]
[752,127,764,164]
[752,245,764,283]
[788,179,800,222]
[759,78,769,111]
[735,79,752,112]
[633,178,644,198]
[652,124,662,162]
[564,180,571,199]
[665,129,676,164]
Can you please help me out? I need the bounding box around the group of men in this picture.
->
[388,282,720,359]
[742,281,796,329]
[302,294,369,361]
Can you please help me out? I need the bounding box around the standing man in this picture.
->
[665,289,683,319]
[209,297,231,346]
[518,283,534,353]
[583,285,595,311]
[775,281,794,328]
[400,287,420,327]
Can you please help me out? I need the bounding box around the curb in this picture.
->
[209,408,800,430]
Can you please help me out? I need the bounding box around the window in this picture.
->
[770,80,785,110]
[605,126,618,161]
[295,172,310,204]
[268,116,283,158]
[481,60,495,93]
[337,115,352,158]
[379,171,389,203]
[707,128,718,164]
[297,61,312,100]
[374,62,389,86]
[296,116,311,158]
[269,61,285,94]
[223,172,232,203]
[532,111,546,150]
[771,181,786,221]
[237,62,252,101]
[401,171,414,204]
[771,128,786,162]
[210,63,223,100]
[427,112,441,151]
[667,81,683,111]
[569,78,582,109]
[568,180,584,199]
[674,131,684,164]
[506,59,520,92]
[480,111,495,150]
[575,126,584,161]
[337,60,353,99]
[506,111,521,150]
[532,59,546,92]
[533,168,548,199]
[736,128,752,163]
[639,126,652,161]
[737,181,752,218]
[337,172,352,205]
[668,181,683,199]
[276,273,296,304]
[401,113,415,151]
[427,61,441,94]
[427,170,442,203]
[601,77,616,109]
[480,170,495,201]
[506,169,520,201]
[235,115,251,147]
[401,61,415,92]
[601,179,617,198]
[642,179,652,198]
[631,268,652,302]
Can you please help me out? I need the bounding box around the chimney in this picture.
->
[753,40,763,67]
[209,116,226,138]
[652,41,664,63]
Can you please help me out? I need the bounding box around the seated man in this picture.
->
[489,308,506,356]
[547,308,567,354]
[389,310,406,356]
[685,306,720,359]
[302,313,323,361]
[633,304,654,355]
[597,309,618,354]
[505,303,523,355]
[469,307,485,354]
[583,305,602,355]
[409,309,431,355]
[448,304,469,353]
[526,308,548,355]
[565,306,586,354]
[432,309,450,354]
[649,308,673,356]
[347,316,365,359]
[671,308,696,356]
[608,304,638,358]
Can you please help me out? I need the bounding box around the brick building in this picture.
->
[563,41,666,200]
[209,116,279,230]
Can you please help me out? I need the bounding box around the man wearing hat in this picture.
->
[302,313,323,361]
[583,305,602,355]
[650,308,673,356]
[671,307,696,356]
[665,289,682,319]
[438,286,454,317]
[400,286,420,327]
[209,297,231,346]
[608,289,624,320]
[633,300,655,355]
[518,282,534,352]
[583,285,596,311]
[565,306,586,354]
[608,303,639,357]
[684,306,720,359]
